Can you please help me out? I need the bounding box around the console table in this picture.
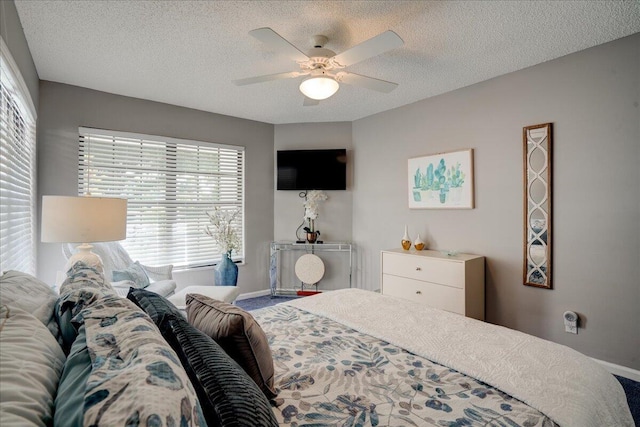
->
[270,241,353,297]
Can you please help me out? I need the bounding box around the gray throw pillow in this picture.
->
[112,261,150,289]
[186,293,277,399]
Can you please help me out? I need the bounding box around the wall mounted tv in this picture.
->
[277,149,347,190]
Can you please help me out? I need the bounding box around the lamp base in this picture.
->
[64,243,104,274]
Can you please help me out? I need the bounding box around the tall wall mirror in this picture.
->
[523,123,552,288]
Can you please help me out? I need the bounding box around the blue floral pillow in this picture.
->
[112,261,150,289]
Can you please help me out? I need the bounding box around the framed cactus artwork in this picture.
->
[408,149,474,209]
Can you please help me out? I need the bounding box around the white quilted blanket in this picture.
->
[284,289,634,427]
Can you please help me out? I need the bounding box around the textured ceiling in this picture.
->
[14,1,640,124]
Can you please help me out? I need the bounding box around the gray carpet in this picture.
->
[616,375,640,425]
[238,294,640,424]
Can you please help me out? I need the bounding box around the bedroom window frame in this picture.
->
[0,37,38,275]
[77,127,245,270]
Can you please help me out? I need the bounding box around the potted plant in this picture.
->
[302,190,327,243]
[205,207,241,286]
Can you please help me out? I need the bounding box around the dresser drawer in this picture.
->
[382,252,464,288]
[382,274,464,315]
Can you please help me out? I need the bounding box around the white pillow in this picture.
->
[0,271,59,340]
[0,305,66,427]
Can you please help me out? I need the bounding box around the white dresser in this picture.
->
[380,249,485,320]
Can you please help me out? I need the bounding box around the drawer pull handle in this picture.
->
[415,267,422,271]
[416,290,422,295]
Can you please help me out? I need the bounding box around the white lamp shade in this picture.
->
[41,196,127,243]
[299,76,339,100]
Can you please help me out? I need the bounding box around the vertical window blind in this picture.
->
[78,127,244,269]
[0,39,37,275]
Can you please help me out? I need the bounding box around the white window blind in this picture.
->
[78,127,244,269]
[0,38,37,275]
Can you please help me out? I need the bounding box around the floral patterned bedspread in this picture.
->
[57,262,205,426]
[254,305,558,427]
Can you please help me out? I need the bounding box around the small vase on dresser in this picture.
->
[214,251,238,286]
[401,225,411,250]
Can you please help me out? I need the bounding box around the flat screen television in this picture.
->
[277,149,347,190]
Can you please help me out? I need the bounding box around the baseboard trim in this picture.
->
[592,358,640,382]
[236,289,271,301]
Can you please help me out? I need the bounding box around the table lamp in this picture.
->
[41,195,127,272]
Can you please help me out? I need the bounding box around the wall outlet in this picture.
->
[564,311,578,334]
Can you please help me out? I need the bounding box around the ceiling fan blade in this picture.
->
[249,27,309,62]
[332,30,403,67]
[336,72,399,93]
[233,71,304,86]
[303,97,320,107]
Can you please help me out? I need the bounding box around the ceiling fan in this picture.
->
[233,28,404,105]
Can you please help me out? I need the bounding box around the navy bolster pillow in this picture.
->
[159,314,278,427]
[126,287,184,324]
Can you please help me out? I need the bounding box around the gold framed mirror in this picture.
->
[523,123,552,289]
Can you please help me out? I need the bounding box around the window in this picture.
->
[0,39,37,274]
[78,128,244,269]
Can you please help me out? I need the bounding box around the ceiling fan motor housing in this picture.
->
[300,47,340,73]
[304,35,339,70]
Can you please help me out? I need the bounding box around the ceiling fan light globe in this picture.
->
[299,77,339,100]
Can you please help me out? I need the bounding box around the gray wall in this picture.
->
[0,0,38,107]
[37,81,275,295]
[351,33,640,369]
[273,122,353,242]
[273,122,353,292]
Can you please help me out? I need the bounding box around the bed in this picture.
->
[254,289,634,427]
[0,269,633,427]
